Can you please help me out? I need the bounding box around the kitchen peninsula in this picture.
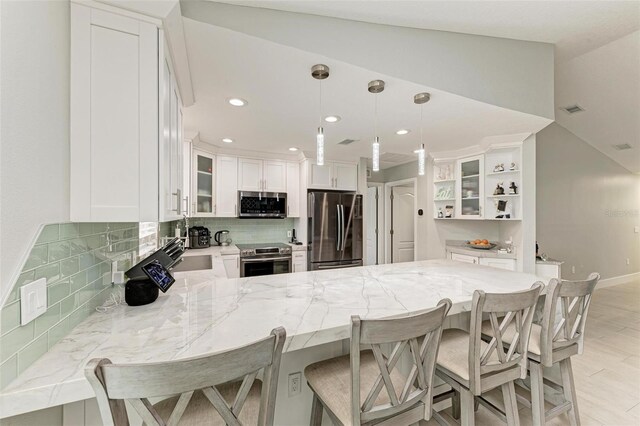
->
[0,260,546,424]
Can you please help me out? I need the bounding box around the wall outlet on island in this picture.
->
[288,372,301,397]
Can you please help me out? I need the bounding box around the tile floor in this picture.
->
[423,280,640,426]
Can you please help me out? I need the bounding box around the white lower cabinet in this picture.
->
[479,257,516,271]
[293,251,307,273]
[450,253,478,264]
[222,254,240,278]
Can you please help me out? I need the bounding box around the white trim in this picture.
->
[384,178,418,264]
[71,0,163,27]
[596,272,640,289]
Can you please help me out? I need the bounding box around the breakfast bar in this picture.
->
[0,260,546,424]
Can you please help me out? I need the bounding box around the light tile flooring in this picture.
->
[423,280,640,426]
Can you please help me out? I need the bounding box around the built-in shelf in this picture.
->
[434,179,455,184]
[197,170,212,176]
[462,196,479,200]
[487,194,520,198]
[487,170,519,176]
[197,193,212,197]
[434,198,456,202]
[461,174,480,179]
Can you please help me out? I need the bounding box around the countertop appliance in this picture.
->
[214,230,230,246]
[308,191,363,271]
[188,226,211,248]
[237,243,292,277]
[238,191,287,218]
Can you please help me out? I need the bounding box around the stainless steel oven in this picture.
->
[237,243,292,277]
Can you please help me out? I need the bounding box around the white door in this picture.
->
[334,163,358,191]
[216,156,238,217]
[264,160,287,192]
[308,161,333,189]
[238,158,263,191]
[286,162,300,217]
[365,186,379,265]
[391,186,415,263]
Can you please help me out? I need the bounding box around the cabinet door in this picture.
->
[308,161,333,189]
[456,155,484,219]
[216,156,239,217]
[70,4,158,221]
[222,255,240,278]
[182,140,192,217]
[264,160,287,192]
[286,162,300,217]
[238,158,263,191]
[293,252,307,272]
[479,258,516,271]
[450,253,478,264]
[192,150,215,217]
[334,163,358,191]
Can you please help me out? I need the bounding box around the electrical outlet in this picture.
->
[571,265,576,274]
[627,258,631,265]
[287,231,292,238]
[288,372,301,397]
[635,226,639,234]
[20,278,47,325]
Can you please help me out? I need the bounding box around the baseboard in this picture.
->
[597,272,640,289]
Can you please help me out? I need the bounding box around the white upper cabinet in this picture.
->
[70,4,159,221]
[307,160,358,191]
[456,155,484,219]
[238,158,287,192]
[192,150,216,217]
[263,160,287,192]
[216,156,238,217]
[286,162,300,217]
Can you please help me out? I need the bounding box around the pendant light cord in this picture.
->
[420,103,424,146]
[319,79,322,127]
[374,93,378,138]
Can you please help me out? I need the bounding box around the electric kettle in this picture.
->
[214,230,230,246]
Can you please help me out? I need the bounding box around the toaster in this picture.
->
[188,226,211,249]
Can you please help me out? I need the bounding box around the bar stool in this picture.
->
[435,283,543,426]
[482,273,599,426]
[85,327,286,426]
[304,299,452,425]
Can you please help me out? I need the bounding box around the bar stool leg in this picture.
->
[310,393,323,426]
[560,358,581,426]
[459,389,476,426]
[451,390,461,420]
[502,381,520,426]
[530,361,546,426]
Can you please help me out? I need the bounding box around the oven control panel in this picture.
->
[239,246,292,258]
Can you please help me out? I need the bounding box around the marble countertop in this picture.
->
[0,259,545,418]
[535,258,563,265]
[445,240,517,259]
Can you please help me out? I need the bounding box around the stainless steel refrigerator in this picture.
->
[307,191,363,271]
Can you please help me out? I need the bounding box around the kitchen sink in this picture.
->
[171,255,212,272]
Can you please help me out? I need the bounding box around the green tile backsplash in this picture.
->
[0,222,139,390]
[185,218,295,245]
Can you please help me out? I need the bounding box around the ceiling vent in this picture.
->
[560,104,585,114]
[338,139,358,145]
[612,143,633,151]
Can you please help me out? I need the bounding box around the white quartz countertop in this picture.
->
[0,259,545,418]
[446,241,517,259]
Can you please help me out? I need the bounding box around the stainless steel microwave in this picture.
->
[237,191,287,218]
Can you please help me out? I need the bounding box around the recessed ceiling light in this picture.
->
[396,129,411,135]
[227,98,248,107]
[324,115,341,123]
[289,147,298,151]
[222,138,234,143]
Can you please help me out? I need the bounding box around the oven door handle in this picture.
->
[240,257,292,263]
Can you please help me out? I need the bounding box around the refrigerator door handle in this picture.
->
[340,204,346,251]
[336,204,341,251]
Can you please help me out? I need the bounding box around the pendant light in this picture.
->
[311,64,329,166]
[368,80,385,172]
[414,92,430,176]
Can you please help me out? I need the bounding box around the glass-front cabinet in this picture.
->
[192,150,216,217]
[456,155,484,218]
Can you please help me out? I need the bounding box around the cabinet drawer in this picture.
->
[450,253,478,264]
[479,257,516,271]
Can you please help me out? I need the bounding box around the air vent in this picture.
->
[338,139,357,145]
[560,104,585,114]
[612,143,633,151]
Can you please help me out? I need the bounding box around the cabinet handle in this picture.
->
[287,205,290,216]
[172,189,182,214]
[193,202,196,213]
[235,204,237,216]
[214,204,216,215]
[184,196,189,215]
[237,257,239,268]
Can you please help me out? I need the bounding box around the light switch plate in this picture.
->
[20,278,47,325]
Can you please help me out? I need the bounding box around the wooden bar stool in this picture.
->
[435,283,543,426]
[304,299,452,425]
[85,327,286,426]
[482,273,599,426]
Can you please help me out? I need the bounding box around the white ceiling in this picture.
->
[215,0,640,61]
[182,17,550,167]
[555,31,640,173]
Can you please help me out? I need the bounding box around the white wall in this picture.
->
[181,1,555,120]
[0,0,70,303]
[537,123,640,280]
